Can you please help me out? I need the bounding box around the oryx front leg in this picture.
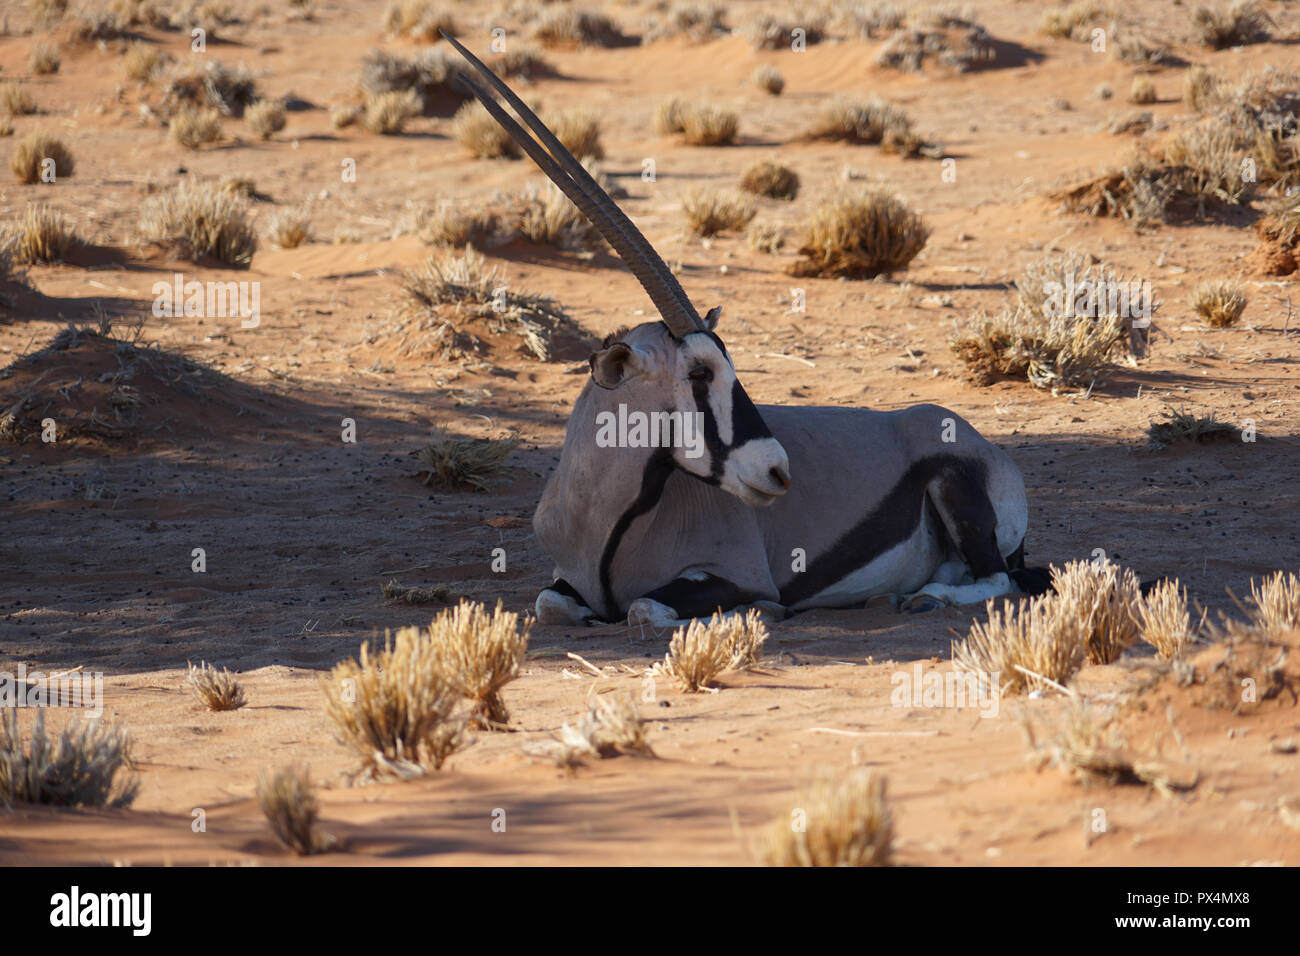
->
[535,579,597,625]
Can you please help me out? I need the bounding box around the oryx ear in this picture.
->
[701,306,722,331]
[590,342,638,389]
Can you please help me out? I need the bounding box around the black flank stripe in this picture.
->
[598,449,675,618]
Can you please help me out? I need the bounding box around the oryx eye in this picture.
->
[688,366,713,383]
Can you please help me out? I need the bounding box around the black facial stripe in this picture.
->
[729,379,773,446]
[691,377,727,479]
[598,449,674,619]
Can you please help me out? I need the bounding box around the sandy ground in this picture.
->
[1,0,1299,865]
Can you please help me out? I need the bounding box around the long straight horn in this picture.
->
[441,32,704,338]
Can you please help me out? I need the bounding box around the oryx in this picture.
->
[446,35,1052,627]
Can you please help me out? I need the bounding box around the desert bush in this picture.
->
[791,188,928,278]
[743,8,827,50]
[264,204,311,249]
[359,48,459,113]
[1189,279,1246,327]
[1138,579,1194,660]
[845,1,906,38]
[1191,0,1272,49]
[646,1,727,42]
[186,660,247,711]
[765,769,893,867]
[362,89,421,135]
[452,99,520,157]
[513,181,601,249]
[747,221,784,253]
[1129,77,1157,105]
[0,709,137,808]
[138,179,257,267]
[876,18,996,73]
[1041,0,1111,41]
[682,105,739,146]
[415,427,520,491]
[740,159,799,200]
[123,41,170,82]
[331,105,360,129]
[530,694,654,767]
[721,608,769,669]
[257,765,329,855]
[682,187,756,237]
[246,99,286,139]
[1163,121,1248,205]
[30,43,60,76]
[0,81,37,117]
[31,0,69,29]
[382,0,456,41]
[1050,560,1143,664]
[163,61,258,118]
[660,614,733,691]
[1145,407,1236,449]
[547,109,603,160]
[488,46,554,80]
[1183,65,1224,112]
[534,7,626,47]
[754,65,784,95]
[952,595,1087,695]
[426,599,530,728]
[1246,570,1300,634]
[170,105,223,148]
[7,203,75,263]
[805,96,927,157]
[9,133,74,184]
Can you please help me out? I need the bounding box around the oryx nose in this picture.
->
[769,465,791,491]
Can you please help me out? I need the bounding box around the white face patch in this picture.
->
[672,334,735,449]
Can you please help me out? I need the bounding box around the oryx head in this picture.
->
[446,33,791,508]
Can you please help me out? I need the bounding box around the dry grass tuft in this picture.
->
[1163,121,1248,206]
[534,7,626,47]
[170,105,223,149]
[754,64,785,95]
[322,627,465,781]
[657,611,753,692]
[361,89,420,135]
[805,96,928,156]
[381,579,455,605]
[427,600,530,728]
[256,765,331,855]
[682,187,756,237]
[123,41,170,83]
[740,159,799,200]
[875,17,997,73]
[791,188,929,279]
[1183,65,1224,112]
[1145,407,1237,449]
[264,204,312,249]
[743,9,827,50]
[547,109,603,160]
[1247,571,1300,634]
[765,768,893,866]
[138,179,257,267]
[747,221,784,254]
[416,428,519,491]
[1051,560,1143,664]
[30,43,60,76]
[646,2,728,42]
[246,99,286,139]
[1191,0,1273,49]
[382,0,456,41]
[721,608,769,669]
[1041,0,1111,40]
[1189,279,1246,327]
[7,204,76,264]
[186,660,247,711]
[0,81,36,117]
[9,132,74,184]
[1138,579,1195,660]
[682,105,739,146]
[1129,77,1157,105]
[488,46,555,80]
[0,709,137,808]
[163,61,258,118]
[952,595,1086,695]
[526,694,655,768]
[359,48,460,113]
[452,99,521,158]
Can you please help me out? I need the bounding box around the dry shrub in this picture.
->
[138,179,257,267]
[30,43,60,76]
[526,694,654,768]
[876,18,997,73]
[658,612,746,692]
[362,89,420,135]
[488,46,554,80]
[754,65,784,95]
[1189,279,1246,326]
[0,709,137,808]
[656,97,690,135]
[382,0,456,41]
[740,159,799,200]
[747,221,784,253]
[1112,32,1172,66]
[646,1,727,42]
[1129,77,1157,105]
[7,203,75,263]
[256,765,330,855]
[765,769,892,867]
[791,188,929,279]
[1191,0,1272,49]
[1145,406,1237,449]
[1051,560,1142,664]
[186,660,247,711]
[426,600,529,728]
[112,0,168,28]
[419,202,498,248]
[546,109,603,160]
[0,82,37,117]
[381,579,455,605]
[415,428,519,491]
[322,627,465,781]
[163,61,258,118]
[264,204,311,249]
[452,99,520,158]
[1246,571,1300,634]
[513,181,601,249]
[1050,155,1176,231]
[31,0,69,29]
[1041,0,1111,40]
[534,7,626,47]
[845,1,906,38]
[1138,579,1195,661]
[1255,192,1300,275]
[743,8,827,50]
[359,48,461,113]
[9,132,74,184]
[682,187,755,237]
[170,105,223,148]
[220,176,259,201]
[124,41,169,83]
[805,96,930,157]
[682,105,739,146]
[952,596,1086,695]
[1163,121,1248,205]
[331,105,360,129]
[246,99,286,139]
[721,608,769,669]
[950,250,1138,390]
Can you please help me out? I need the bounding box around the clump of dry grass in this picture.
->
[138,179,257,267]
[9,133,74,184]
[123,41,169,82]
[220,176,259,201]
[451,99,520,158]
[417,202,498,248]
[1246,571,1300,634]
[322,627,465,781]
[1051,560,1143,665]
[806,96,934,158]
[1184,65,1223,112]
[534,7,626,47]
[264,204,311,249]
[0,709,137,808]
[743,9,827,50]
[1138,579,1195,660]
[754,64,784,95]
[683,105,739,146]
[0,81,36,117]
[764,769,893,867]
[381,579,455,605]
[1145,407,1237,449]
[170,105,223,149]
[30,43,60,76]
[331,104,360,129]
[1164,121,1248,206]
[1041,0,1111,40]
[488,46,554,80]
[256,765,331,855]
[32,0,70,29]
[547,109,603,160]
[359,48,460,113]
[362,89,420,135]
[791,188,929,279]
[747,221,784,254]
[186,660,247,711]
[7,204,75,264]
[526,694,655,769]
[646,1,727,42]
[163,61,258,118]
[1191,0,1273,49]
[658,612,737,692]
[682,187,756,237]
[426,600,529,728]
[740,159,799,200]
[512,181,601,250]
[382,0,456,41]
[246,99,286,139]
[1255,192,1300,276]
[416,427,520,491]
[1129,77,1157,105]
[655,97,690,136]
[952,595,1086,695]
[1189,279,1246,327]
[721,608,769,669]
[875,17,997,73]
[950,250,1138,390]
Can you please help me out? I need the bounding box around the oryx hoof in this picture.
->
[535,588,595,626]
[626,598,684,629]
[900,593,948,614]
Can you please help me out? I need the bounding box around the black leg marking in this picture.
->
[641,574,757,620]
[1004,537,1053,596]
[550,578,592,609]
[928,460,1007,580]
